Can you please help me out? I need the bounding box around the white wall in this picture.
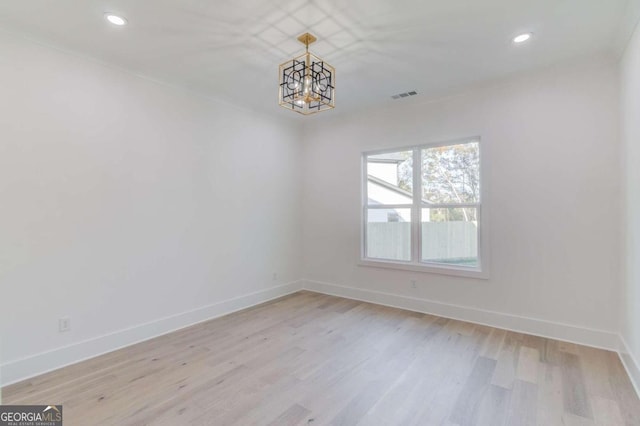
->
[621,20,640,389]
[302,57,621,346]
[0,32,303,385]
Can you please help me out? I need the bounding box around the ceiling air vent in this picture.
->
[391,90,418,100]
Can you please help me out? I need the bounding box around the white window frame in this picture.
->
[359,137,489,279]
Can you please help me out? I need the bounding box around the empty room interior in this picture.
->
[2,0,640,425]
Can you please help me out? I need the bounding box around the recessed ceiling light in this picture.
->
[105,13,127,26]
[513,33,532,44]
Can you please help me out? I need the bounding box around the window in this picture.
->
[361,138,488,278]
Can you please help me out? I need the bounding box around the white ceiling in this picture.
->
[0,0,635,117]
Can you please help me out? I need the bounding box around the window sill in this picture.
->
[357,259,489,280]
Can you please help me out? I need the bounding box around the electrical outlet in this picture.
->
[59,317,71,333]
[410,280,417,289]
[272,272,278,281]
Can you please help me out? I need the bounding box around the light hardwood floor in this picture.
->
[3,291,640,425]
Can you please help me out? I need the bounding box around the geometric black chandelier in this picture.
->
[278,33,335,115]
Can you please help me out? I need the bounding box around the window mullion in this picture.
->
[362,155,368,259]
[412,148,421,263]
[421,203,480,209]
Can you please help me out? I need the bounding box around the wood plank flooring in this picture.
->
[3,291,639,425]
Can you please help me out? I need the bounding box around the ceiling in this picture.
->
[0,0,635,117]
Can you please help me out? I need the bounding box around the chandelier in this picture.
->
[279,33,335,115]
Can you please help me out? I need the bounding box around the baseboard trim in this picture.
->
[3,279,633,396]
[1,281,302,387]
[618,336,640,399]
[302,279,619,351]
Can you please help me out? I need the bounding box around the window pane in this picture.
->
[367,151,413,206]
[421,142,479,204]
[367,208,411,261]
[421,208,478,266]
